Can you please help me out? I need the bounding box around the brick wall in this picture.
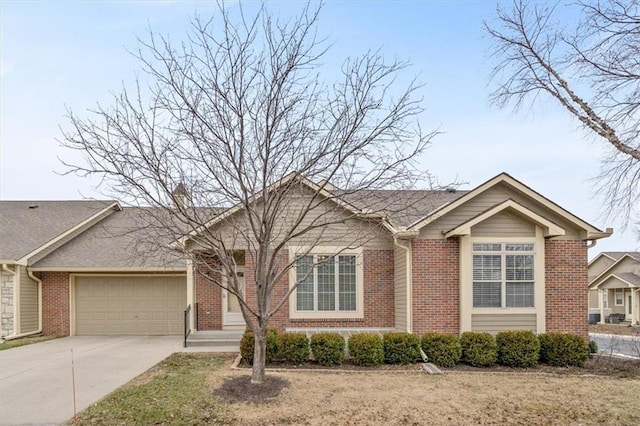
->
[411,239,460,334]
[545,240,589,339]
[195,259,222,330]
[196,249,395,331]
[39,272,70,336]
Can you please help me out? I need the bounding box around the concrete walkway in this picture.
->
[0,336,218,425]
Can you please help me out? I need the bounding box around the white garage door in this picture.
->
[75,275,187,335]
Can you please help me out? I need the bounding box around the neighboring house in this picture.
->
[588,252,640,325]
[0,173,612,341]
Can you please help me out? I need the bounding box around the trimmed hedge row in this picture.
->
[239,329,589,368]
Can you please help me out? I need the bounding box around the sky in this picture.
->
[1,0,637,256]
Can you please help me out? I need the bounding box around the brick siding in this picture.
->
[196,249,395,331]
[39,272,70,336]
[411,239,460,334]
[545,240,589,339]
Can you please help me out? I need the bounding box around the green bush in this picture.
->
[278,332,310,364]
[588,339,599,355]
[496,330,540,368]
[310,332,345,366]
[539,333,589,367]
[460,332,498,367]
[348,333,384,366]
[239,328,279,365]
[383,332,421,364]
[421,333,462,368]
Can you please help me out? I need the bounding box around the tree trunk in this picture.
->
[251,326,267,384]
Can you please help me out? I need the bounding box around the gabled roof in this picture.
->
[406,172,611,240]
[588,251,640,288]
[340,189,467,228]
[0,200,119,263]
[183,172,394,242]
[31,207,187,270]
[443,199,565,238]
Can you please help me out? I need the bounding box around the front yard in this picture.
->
[71,353,640,425]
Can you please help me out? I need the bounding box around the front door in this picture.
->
[223,266,246,327]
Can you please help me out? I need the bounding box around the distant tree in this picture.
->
[485,0,640,225]
[60,3,436,384]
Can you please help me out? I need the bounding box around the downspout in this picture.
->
[1,267,43,341]
[393,232,416,333]
[586,240,597,249]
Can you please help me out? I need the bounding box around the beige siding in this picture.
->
[18,266,39,333]
[470,210,535,237]
[207,190,393,250]
[419,182,585,240]
[394,245,407,331]
[588,256,616,282]
[75,275,187,335]
[471,313,537,334]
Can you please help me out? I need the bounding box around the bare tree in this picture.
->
[60,3,436,384]
[485,0,640,224]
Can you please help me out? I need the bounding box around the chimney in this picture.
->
[171,182,192,209]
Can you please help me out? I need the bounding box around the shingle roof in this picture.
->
[0,200,115,261]
[614,272,640,287]
[340,189,468,228]
[32,207,188,269]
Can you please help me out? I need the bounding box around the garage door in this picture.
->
[75,275,187,335]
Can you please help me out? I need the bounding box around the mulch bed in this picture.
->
[236,356,639,378]
[214,375,290,404]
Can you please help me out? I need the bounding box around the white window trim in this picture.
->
[615,289,624,306]
[289,246,364,319]
[459,229,546,334]
[472,242,535,309]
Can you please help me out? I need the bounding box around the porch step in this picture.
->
[186,330,244,350]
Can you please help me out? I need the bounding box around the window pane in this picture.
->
[505,243,534,251]
[505,255,534,280]
[473,282,501,307]
[473,255,501,280]
[317,256,335,311]
[338,255,356,311]
[506,282,534,307]
[296,256,314,311]
[473,243,502,252]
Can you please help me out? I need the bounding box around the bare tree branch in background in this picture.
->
[59,2,437,384]
[485,0,640,226]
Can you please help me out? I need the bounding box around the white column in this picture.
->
[599,289,605,324]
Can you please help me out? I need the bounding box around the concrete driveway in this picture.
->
[0,336,197,425]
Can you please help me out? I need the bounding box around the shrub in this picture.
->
[348,333,384,366]
[496,330,540,368]
[421,333,461,367]
[383,332,421,364]
[588,339,599,355]
[239,328,279,365]
[278,332,310,364]
[460,332,497,367]
[539,333,589,367]
[310,332,345,366]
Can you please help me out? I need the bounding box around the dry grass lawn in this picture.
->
[217,367,640,425]
[72,353,640,425]
[590,324,639,336]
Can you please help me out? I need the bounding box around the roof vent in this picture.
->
[28,204,39,209]
[445,187,456,193]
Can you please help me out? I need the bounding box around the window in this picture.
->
[295,254,357,312]
[473,243,534,308]
[615,289,624,306]
[603,292,608,309]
